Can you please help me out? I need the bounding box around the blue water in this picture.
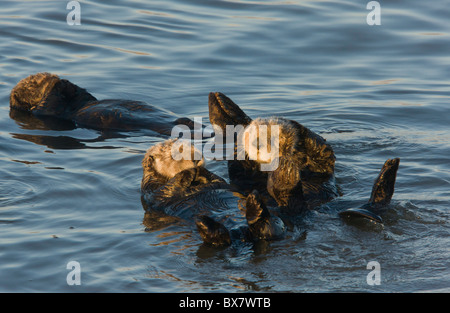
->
[0,0,449,292]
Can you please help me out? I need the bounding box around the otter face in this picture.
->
[240,117,301,164]
[142,138,205,181]
[10,73,96,117]
[241,117,335,177]
[141,139,227,212]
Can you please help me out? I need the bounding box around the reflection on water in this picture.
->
[0,0,449,292]
[10,109,77,131]
[9,108,128,149]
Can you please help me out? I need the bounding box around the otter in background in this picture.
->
[10,72,197,135]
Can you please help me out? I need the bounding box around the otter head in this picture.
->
[142,139,227,209]
[10,73,97,117]
[240,117,335,173]
[238,118,311,207]
[209,93,335,174]
[141,138,205,191]
[239,117,302,167]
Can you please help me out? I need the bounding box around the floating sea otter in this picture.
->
[141,138,286,247]
[208,92,400,221]
[9,72,196,135]
[208,92,338,207]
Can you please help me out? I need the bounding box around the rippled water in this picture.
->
[1,0,449,292]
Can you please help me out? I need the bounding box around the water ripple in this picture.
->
[0,0,449,292]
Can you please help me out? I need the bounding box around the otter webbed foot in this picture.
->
[267,156,304,208]
[196,215,231,247]
[245,190,286,241]
[339,158,400,223]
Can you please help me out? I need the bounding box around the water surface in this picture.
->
[0,0,449,292]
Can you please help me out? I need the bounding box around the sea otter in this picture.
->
[208,92,338,208]
[207,92,402,223]
[140,138,286,247]
[10,72,197,135]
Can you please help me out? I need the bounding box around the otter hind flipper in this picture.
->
[368,158,400,206]
[339,158,400,223]
[338,207,383,223]
[208,92,252,133]
[195,215,231,247]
